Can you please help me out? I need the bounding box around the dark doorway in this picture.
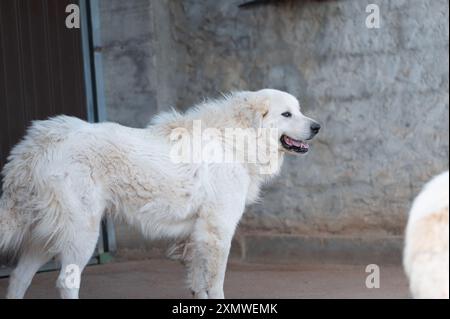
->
[0,0,88,170]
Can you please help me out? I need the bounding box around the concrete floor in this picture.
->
[0,259,410,299]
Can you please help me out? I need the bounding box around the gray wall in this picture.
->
[99,0,449,248]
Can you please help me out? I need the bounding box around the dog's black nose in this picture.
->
[310,122,321,134]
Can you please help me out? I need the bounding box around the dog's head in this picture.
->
[245,89,321,155]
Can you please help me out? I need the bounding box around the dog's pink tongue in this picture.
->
[291,139,302,147]
[292,139,308,149]
[286,136,296,146]
[285,136,309,149]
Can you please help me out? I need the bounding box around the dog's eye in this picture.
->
[281,112,292,118]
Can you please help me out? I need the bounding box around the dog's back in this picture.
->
[404,171,449,299]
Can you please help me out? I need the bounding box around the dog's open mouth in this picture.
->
[280,135,309,154]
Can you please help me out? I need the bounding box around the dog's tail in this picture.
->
[0,199,26,253]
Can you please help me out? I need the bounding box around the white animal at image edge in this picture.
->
[0,89,320,299]
[404,171,449,299]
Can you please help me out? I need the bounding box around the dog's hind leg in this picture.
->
[6,245,53,299]
[56,226,100,299]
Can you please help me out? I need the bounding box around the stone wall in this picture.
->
[99,0,449,255]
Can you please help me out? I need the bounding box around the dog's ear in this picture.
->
[236,95,269,129]
[249,97,269,129]
[252,97,269,118]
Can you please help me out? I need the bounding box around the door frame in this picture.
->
[80,0,116,264]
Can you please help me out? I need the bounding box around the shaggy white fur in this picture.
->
[0,89,320,299]
[404,171,449,299]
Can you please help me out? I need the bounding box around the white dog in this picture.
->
[0,89,320,299]
[404,171,449,299]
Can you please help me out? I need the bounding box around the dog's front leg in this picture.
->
[188,207,240,299]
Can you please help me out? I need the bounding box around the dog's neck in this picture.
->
[243,152,285,205]
[149,94,287,204]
